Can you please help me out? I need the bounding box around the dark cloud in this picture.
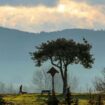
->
[0,0,59,7]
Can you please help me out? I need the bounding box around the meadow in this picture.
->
[1,93,105,105]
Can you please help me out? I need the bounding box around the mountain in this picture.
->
[0,27,105,49]
[0,27,105,61]
[0,27,105,92]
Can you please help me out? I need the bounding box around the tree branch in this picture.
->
[50,56,64,81]
[50,57,60,68]
[59,56,64,80]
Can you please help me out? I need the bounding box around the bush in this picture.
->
[0,95,5,105]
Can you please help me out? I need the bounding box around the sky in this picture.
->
[0,0,105,92]
[0,0,105,32]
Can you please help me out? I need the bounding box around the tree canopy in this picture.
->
[31,38,94,68]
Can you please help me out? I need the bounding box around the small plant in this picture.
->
[65,87,73,105]
[88,98,95,105]
[74,98,79,105]
[96,95,103,105]
[47,94,59,105]
[88,89,95,105]
[0,95,5,105]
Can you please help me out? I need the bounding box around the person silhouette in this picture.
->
[19,85,22,94]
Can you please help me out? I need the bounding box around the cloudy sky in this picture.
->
[0,0,105,32]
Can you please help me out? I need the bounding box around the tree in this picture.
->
[33,68,79,93]
[68,74,79,92]
[32,68,52,91]
[33,67,63,93]
[94,68,105,92]
[33,67,79,93]
[0,82,5,93]
[7,83,16,94]
[30,38,94,94]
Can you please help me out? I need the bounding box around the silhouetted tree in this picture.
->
[31,38,94,94]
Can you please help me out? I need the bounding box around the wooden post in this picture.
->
[52,76,55,96]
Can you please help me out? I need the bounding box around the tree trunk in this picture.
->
[54,67,68,95]
[63,78,67,95]
[63,66,68,95]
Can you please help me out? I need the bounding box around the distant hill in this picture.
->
[0,27,105,63]
[0,27,105,44]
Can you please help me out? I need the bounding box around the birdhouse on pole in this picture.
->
[47,67,59,96]
[47,67,59,77]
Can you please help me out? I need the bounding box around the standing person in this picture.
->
[19,85,22,94]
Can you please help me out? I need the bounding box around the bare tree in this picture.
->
[0,82,17,93]
[33,67,79,93]
[32,68,52,92]
[94,68,105,92]
[0,82,5,93]
[6,83,16,93]
[68,74,79,92]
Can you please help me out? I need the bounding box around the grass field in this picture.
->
[1,93,105,105]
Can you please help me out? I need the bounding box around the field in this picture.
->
[1,93,105,105]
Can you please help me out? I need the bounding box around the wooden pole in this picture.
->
[52,76,55,96]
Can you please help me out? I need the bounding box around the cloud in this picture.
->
[0,0,59,7]
[74,0,105,5]
[0,0,105,32]
[89,0,105,4]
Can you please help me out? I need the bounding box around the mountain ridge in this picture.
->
[0,26,105,36]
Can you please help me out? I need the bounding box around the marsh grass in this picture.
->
[1,93,105,105]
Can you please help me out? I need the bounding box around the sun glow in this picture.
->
[57,4,65,13]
